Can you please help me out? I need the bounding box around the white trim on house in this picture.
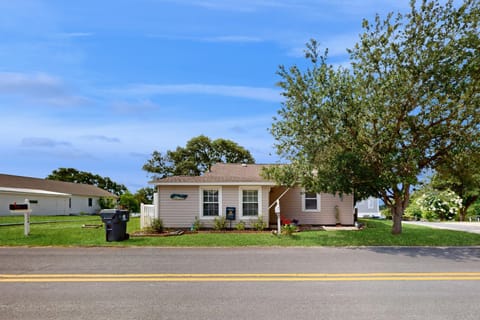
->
[301,190,321,212]
[238,186,262,219]
[199,186,223,219]
[0,187,71,197]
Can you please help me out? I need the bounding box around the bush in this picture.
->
[381,208,392,220]
[252,216,267,231]
[213,216,227,231]
[404,202,423,221]
[235,220,246,231]
[151,218,164,233]
[281,224,297,236]
[416,189,463,221]
[191,217,202,232]
[99,197,117,209]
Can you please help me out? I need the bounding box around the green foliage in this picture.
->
[98,197,117,209]
[118,192,139,213]
[252,216,267,231]
[135,187,155,204]
[47,168,128,196]
[235,220,246,231]
[268,0,480,234]
[150,218,164,233]
[432,149,480,221]
[404,202,423,221]
[191,217,202,232]
[416,190,463,221]
[213,216,227,231]
[381,208,392,220]
[281,224,297,236]
[143,135,255,178]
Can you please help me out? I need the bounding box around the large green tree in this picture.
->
[143,135,255,178]
[431,149,480,221]
[266,0,479,234]
[47,168,128,196]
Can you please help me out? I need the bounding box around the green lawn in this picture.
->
[0,216,479,247]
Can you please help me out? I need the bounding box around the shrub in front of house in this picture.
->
[213,216,227,231]
[281,224,297,236]
[235,220,246,231]
[252,216,267,231]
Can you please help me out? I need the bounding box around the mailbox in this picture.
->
[9,203,29,211]
[226,207,236,220]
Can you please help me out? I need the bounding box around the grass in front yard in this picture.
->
[0,216,479,247]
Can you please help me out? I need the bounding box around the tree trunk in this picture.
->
[459,207,467,222]
[391,203,404,235]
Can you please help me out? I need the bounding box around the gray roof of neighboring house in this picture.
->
[0,173,117,198]
[152,163,276,185]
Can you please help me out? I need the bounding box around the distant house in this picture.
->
[0,174,116,216]
[150,163,354,229]
[355,197,381,218]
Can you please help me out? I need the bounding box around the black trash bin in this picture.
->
[100,209,130,241]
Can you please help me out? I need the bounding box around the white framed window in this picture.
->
[239,187,261,218]
[302,191,321,212]
[200,187,222,218]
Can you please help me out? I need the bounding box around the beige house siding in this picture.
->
[157,185,271,228]
[271,187,354,226]
[158,186,199,228]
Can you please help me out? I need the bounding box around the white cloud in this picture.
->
[119,83,283,102]
[55,32,93,39]
[0,72,62,96]
[0,71,88,107]
[20,137,72,148]
[80,135,121,143]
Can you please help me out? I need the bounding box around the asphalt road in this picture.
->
[1,247,479,320]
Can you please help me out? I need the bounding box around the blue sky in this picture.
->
[0,0,409,191]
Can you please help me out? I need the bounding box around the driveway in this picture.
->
[404,221,480,234]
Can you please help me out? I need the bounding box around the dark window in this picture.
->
[88,198,93,207]
[203,190,219,216]
[242,190,259,216]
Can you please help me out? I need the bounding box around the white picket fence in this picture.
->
[140,203,155,229]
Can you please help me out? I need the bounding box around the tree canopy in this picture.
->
[46,168,128,196]
[265,0,479,234]
[143,135,255,178]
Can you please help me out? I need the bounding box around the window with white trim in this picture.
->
[242,189,259,217]
[201,188,221,217]
[302,191,321,212]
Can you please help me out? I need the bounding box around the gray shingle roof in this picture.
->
[153,163,275,185]
[0,173,117,198]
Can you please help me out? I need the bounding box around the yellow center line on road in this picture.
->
[1,272,480,283]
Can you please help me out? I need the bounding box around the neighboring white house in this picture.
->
[0,173,117,216]
[355,197,381,218]
[149,163,355,229]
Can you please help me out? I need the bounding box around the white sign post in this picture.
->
[275,200,281,236]
[9,199,32,236]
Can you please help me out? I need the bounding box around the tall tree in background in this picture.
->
[431,150,480,221]
[47,168,128,196]
[143,135,255,178]
[265,0,479,234]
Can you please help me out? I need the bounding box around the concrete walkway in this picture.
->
[404,221,480,234]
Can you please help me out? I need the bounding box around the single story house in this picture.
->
[150,163,354,229]
[0,173,116,216]
[355,197,381,218]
